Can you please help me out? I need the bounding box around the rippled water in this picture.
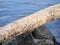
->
[0,0,60,43]
[45,19,60,43]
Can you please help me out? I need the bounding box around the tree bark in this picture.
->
[0,4,60,42]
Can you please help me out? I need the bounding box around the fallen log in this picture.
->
[0,4,60,42]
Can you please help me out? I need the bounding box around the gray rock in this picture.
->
[33,39,54,45]
[32,26,55,45]
[32,26,54,40]
[2,32,34,45]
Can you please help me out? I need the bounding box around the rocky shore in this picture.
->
[2,26,55,45]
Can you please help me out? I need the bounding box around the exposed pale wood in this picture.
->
[0,4,60,42]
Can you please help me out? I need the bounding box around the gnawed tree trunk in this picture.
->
[0,4,60,42]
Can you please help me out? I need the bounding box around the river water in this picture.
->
[0,0,60,43]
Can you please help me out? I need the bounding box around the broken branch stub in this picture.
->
[0,4,60,42]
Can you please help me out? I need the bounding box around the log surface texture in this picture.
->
[0,4,60,42]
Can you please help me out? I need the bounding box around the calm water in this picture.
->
[0,0,60,43]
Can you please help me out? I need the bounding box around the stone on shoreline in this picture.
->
[2,26,55,45]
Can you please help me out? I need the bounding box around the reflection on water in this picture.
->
[0,0,60,43]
